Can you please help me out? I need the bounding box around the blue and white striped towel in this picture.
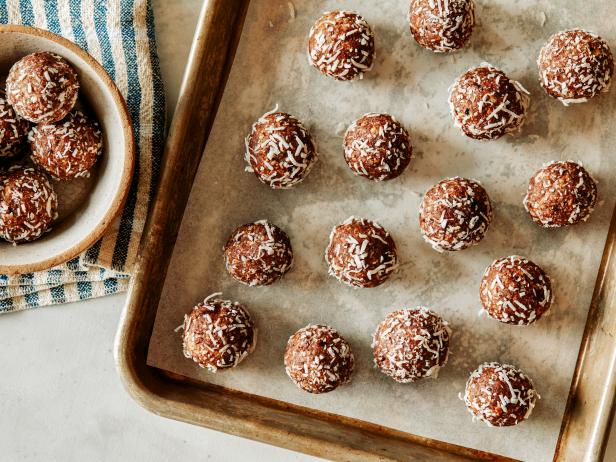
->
[0,0,165,312]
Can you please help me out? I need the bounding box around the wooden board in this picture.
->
[115,1,616,460]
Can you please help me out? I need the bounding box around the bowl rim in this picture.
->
[0,24,136,276]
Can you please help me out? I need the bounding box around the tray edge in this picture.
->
[115,1,616,461]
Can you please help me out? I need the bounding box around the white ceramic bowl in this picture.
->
[0,25,134,275]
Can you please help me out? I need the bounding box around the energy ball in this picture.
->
[182,294,256,372]
[308,10,375,81]
[223,220,293,286]
[449,64,530,140]
[419,177,493,252]
[245,110,317,189]
[343,113,413,181]
[0,95,29,157]
[480,256,553,326]
[372,307,451,383]
[0,166,58,244]
[462,362,539,427]
[6,52,79,124]
[538,29,614,105]
[29,110,102,180]
[284,324,354,393]
[524,161,597,228]
[326,216,398,288]
[409,0,475,52]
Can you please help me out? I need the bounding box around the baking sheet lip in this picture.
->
[137,363,520,462]
[553,205,616,462]
[117,0,616,460]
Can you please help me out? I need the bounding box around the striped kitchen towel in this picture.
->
[0,0,165,312]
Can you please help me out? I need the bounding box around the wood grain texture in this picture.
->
[115,1,616,461]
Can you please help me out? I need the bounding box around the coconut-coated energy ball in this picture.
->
[0,95,29,157]
[409,0,475,52]
[343,113,413,181]
[449,64,530,140]
[524,161,597,228]
[419,177,493,252]
[372,307,451,383]
[0,166,58,244]
[308,10,375,81]
[182,294,256,372]
[325,217,398,288]
[223,220,293,286]
[538,29,614,105]
[480,256,553,326]
[284,324,354,394]
[29,110,102,180]
[6,52,79,124]
[245,110,317,189]
[463,362,539,427]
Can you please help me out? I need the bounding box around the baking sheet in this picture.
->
[147,1,616,460]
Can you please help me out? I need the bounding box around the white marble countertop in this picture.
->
[0,1,614,461]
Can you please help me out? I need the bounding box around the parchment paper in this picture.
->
[147,1,616,460]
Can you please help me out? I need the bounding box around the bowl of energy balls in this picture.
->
[0,25,134,274]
